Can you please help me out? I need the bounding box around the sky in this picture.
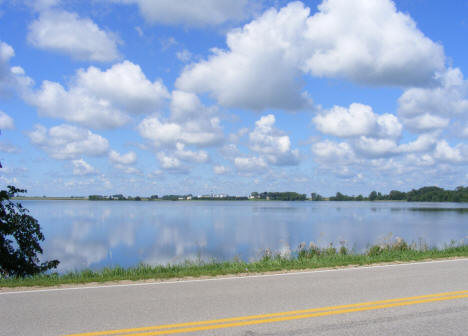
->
[0,0,468,197]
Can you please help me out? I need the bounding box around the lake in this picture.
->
[21,200,468,273]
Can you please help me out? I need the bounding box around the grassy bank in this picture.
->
[1,241,468,288]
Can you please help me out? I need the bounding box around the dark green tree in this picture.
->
[369,191,378,201]
[0,186,59,277]
[311,193,323,201]
[388,190,406,200]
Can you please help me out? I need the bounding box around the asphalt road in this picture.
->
[1,259,468,336]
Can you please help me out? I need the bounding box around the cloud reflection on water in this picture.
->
[22,200,468,273]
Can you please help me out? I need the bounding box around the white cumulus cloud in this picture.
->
[302,0,444,86]
[0,111,14,130]
[112,0,251,27]
[0,41,32,96]
[463,126,468,137]
[28,9,121,62]
[138,91,223,147]
[115,165,141,175]
[177,0,444,110]
[26,61,169,129]
[398,68,468,132]
[109,150,137,165]
[154,143,208,173]
[433,141,468,164]
[314,103,402,138]
[176,3,311,111]
[213,165,230,175]
[174,143,208,163]
[354,136,399,158]
[0,41,15,96]
[28,124,109,160]
[312,140,357,165]
[398,133,437,153]
[401,114,450,133]
[234,156,267,173]
[72,159,97,176]
[156,152,189,174]
[248,114,300,166]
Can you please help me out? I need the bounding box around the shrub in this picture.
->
[339,246,348,256]
[391,237,409,251]
[368,245,383,256]
[324,243,337,256]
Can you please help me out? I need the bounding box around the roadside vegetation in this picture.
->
[1,238,467,288]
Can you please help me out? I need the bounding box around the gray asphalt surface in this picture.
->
[1,259,468,336]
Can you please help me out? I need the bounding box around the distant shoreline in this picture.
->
[11,197,468,204]
[12,197,289,201]
[9,186,468,202]
[13,197,89,201]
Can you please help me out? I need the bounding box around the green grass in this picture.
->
[2,241,468,288]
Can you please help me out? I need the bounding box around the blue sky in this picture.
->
[1,0,468,197]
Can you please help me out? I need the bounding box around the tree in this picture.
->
[388,190,406,200]
[369,191,378,201]
[334,192,346,201]
[0,186,59,277]
[311,193,323,201]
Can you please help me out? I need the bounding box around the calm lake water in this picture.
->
[21,200,468,273]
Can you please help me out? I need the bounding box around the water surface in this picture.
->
[22,200,468,273]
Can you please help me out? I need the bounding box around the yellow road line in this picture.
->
[120,294,468,336]
[65,290,468,336]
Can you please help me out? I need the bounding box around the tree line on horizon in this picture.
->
[250,192,307,201]
[88,194,249,201]
[318,186,468,202]
[86,186,468,202]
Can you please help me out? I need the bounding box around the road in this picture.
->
[1,259,468,336]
